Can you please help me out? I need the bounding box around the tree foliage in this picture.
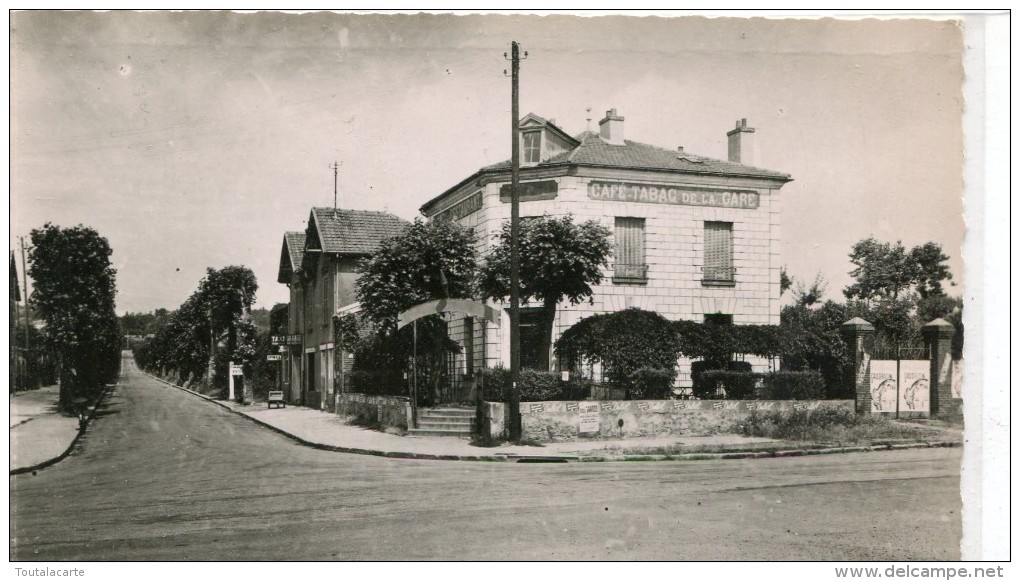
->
[844,237,952,301]
[480,215,612,370]
[28,223,121,409]
[134,266,258,395]
[356,218,477,329]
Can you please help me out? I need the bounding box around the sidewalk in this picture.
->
[217,399,785,461]
[10,385,83,473]
[13,372,964,472]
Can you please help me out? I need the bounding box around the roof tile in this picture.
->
[310,208,410,255]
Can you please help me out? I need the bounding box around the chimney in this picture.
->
[598,108,625,144]
[726,118,756,166]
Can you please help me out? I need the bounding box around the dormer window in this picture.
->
[522,130,541,163]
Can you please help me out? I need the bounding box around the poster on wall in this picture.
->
[869,360,898,413]
[899,360,930,413]
[578,401,600,433]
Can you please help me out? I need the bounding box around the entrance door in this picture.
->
[305,352,316,395]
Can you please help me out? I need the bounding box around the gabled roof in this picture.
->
[277,231,306,284]
[519,112,580,147]
[480,131,791,179]
[307,207,410,255]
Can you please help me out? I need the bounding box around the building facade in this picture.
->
[420,110,792,384]
[277,208,409,409]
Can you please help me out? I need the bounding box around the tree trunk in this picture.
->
[538,299,558,371]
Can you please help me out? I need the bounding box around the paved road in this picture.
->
[10,355,962,561]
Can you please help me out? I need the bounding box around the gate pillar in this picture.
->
[841,317,875,414]
[922,318,958,420]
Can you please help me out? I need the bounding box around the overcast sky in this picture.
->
[10,12,967,314]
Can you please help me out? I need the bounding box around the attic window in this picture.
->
[523,130,541,163]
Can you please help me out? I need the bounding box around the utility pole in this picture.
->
[505,41,526,441]
[19,237,32,387]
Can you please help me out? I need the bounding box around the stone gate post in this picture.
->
[922,318,958,420]
[841,317,875,414]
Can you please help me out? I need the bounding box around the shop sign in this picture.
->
[434,191,483,222]
[588,181,759,209]
[499,180,559,202]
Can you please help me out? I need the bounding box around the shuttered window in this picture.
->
[703,221,734,285]
[614,217,647,283]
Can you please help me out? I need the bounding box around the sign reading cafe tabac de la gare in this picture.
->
[588,181,760,209]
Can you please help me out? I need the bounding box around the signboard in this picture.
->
[499,180,558,202]
[433,191,483,223]
[272,335,302,345]
[869,360,898,413]
[266,354,282,361]
[578,401,600,433]
[588,180,760,209]
[898,360,930,413]
[229,364,243,376]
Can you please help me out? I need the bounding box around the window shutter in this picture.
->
[704,222,733,280]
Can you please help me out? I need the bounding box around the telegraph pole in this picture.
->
[506,41,525,441]
[20,237,31,386]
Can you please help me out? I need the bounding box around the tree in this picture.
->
[356,218,477,329]
[355,219,476,405]
[28,223,120,410]
[479,215,613,370]
[793,272,828,307]
[133,266,258,395]
[844,237,952,301]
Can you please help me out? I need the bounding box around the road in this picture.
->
[10,355,962,561]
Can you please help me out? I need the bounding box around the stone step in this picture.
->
[417,419,474,430]
[418,408,475,418]
[407,428,473,437]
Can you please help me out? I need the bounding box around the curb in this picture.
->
[10,381,117,476]
[144,371,963,464]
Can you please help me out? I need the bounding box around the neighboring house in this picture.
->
[419,109,792,390]
[277,208,409,410]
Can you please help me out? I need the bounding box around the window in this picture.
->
[613,217,647,283]
[522,131,541,163]
[704,313,733,326]
[703,221,735,286]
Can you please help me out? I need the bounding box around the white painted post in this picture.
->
[228,360,235,401]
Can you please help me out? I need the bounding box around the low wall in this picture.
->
[484,399,854,442]
[336,393,412,433]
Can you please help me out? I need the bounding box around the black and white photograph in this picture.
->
[7,9,1009,572]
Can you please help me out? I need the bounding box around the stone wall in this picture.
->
[336,393,412,433]
[484,399,854,442]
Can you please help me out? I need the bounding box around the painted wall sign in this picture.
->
[587,181,760,209]
[578,401,600,433]
[898,360,930,413]
[869,360,898,413]
[499,180,559,202]
[433,191,483,222]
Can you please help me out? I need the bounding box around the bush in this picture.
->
[349,369,408,397]
[757,371,826,400]
[698,369,758,399]
[692,360,753,399]
[479,367,563,402]
[626,368,675,399]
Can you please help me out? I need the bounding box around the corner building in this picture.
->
[420,110,792,381]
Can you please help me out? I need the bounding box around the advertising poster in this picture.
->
[578,401,600,433]
[899,360,930,413]
[869,360,898,413]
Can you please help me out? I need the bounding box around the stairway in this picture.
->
[408,407,475,437]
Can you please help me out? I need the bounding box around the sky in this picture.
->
[10,11,968,314]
